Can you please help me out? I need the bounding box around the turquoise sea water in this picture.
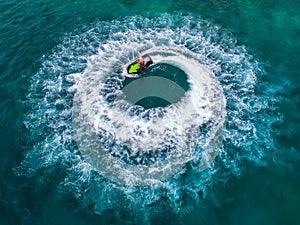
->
[1,0,300,224]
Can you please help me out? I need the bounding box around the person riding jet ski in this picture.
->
[126,54,153,76]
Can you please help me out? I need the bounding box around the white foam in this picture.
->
[72,44,226,185]
[19,14,280,213]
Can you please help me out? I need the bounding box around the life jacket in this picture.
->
[139,58,144,65]
[129,63,140,73]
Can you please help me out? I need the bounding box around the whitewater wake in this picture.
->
[73,45,226,185]
[17,14,280,217]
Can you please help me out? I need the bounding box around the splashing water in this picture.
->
[17,14,280,217]
[73,44,226,185]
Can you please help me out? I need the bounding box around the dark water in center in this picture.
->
[1,0,299,224]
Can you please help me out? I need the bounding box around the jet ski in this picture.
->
[126,54,153,78]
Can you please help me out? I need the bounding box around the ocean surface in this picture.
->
[1,0,300,224]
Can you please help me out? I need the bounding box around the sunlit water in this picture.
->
[12,14,284,222]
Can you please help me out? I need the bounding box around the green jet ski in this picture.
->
[126,54,153,78]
